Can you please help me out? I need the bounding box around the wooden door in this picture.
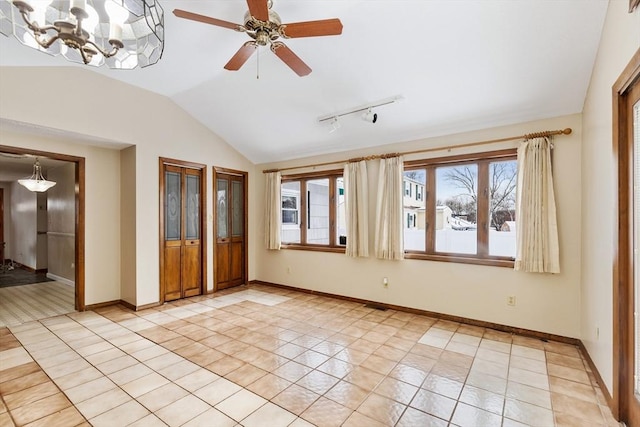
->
[0,188,4,263]
[214,169,247,290]
[160,160,206,302]
[625,69,640,425]
[614,49,640,425]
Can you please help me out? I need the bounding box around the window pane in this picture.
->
[165,171,181,240]
[337,177,346,246]
[232,180,243,237]
[281,181,300,243]
[403,169,426,251]
[307,178,330,245]
[488,160,517,257]
[633,99,640,396]
[186,174,200,239]
[436,164,477,254]
[217,178,228,239]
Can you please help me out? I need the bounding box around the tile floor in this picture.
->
[0,284,620,426]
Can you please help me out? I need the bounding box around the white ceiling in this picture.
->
[0,1,608,164]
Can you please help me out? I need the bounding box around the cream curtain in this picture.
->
[344,160,369,257]
[515,137,560,273]
[264,171,282,250]
[375,156,404,260]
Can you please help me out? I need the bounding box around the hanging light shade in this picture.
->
[18,158,56,192]
[0,0,164,69]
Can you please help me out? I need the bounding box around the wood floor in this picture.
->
[0,281,75,327]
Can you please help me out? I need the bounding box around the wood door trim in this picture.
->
[213,166,248,292]
[0,144,85,311]
[612,47,640,423]
[159,158,207,303]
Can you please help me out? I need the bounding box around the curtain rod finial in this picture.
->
[562,128,572,135]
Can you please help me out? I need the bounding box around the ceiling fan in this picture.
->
[173,0,343,77]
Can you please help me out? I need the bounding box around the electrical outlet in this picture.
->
[507,296,516,306]
[383,277,389,288]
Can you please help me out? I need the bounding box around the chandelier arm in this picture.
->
[36,33,60,49]
[17,9,64,49]
[84,39,120,59]
[17,9,54,34]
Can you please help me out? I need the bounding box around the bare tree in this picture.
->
[404,170,425,182]
[443,162,517,230]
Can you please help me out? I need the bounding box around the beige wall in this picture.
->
[257,114,582,338]
[0,66,257,306]
[581,1,640,393]
[47,163,75,282]
[120,146,137,305]
[0,130,121,305]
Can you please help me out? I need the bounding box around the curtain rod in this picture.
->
[263,127,572,174]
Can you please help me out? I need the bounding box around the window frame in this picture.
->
[280,169,345,253]
[404,149,517,267]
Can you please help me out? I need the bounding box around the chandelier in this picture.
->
[0,0,164,69]
[18,158,56,192]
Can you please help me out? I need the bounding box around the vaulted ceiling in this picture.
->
[0,1,608,164]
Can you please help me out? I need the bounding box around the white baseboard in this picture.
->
[46,273,75,287]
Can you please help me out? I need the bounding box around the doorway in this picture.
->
[613,48,640,425]
[0,144,85,313]
[213,167,247,291]
[159,158,207,302]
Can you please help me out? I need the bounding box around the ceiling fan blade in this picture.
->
[224,42,258,71]
[173,9,241,30]
[270,42,312,77]
[246,0,269,21]
[280,19,343,38]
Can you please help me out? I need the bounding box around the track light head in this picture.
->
[363,108,377,123]
[329,116,341,133]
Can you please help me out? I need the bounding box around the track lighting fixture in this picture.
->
[362,108,377,123]
[318,95,402,129]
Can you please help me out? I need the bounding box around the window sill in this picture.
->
[404,252,515,268]
[280,244,346,254]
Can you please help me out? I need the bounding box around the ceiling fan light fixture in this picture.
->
[173,0,343,77]
[18,158,57,192]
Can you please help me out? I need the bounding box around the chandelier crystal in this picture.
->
[18,158,57,192]
[0,0,164,69]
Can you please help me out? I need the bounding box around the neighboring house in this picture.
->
[403,176,425,230]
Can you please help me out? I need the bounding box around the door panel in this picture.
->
[230,242,243,282]
[164,247,182,301]
[216,243,230,284]
[215,169,247,291]
[161,161,205,302]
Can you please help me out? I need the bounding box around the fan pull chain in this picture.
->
[256,46,260,80]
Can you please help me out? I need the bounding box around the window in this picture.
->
[404,149,517,266]
[280,170,345,251]
[282,195,299,225]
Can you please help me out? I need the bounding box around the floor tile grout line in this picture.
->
[2,284,615,427]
